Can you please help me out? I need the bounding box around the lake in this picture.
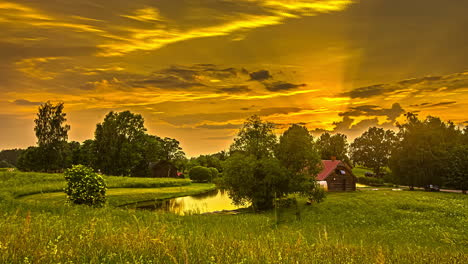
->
[128,189,248,215]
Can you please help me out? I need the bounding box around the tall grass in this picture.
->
[0,171,467,263]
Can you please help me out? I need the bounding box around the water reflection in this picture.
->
[130,189,246,215]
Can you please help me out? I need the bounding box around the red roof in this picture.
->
[317,160,343,180]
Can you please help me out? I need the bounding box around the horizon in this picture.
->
[1,0,467,156]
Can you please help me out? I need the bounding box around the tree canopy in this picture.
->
[316,132,349,163]
[350,127,397,175]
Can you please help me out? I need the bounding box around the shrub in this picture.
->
[357,176,384,186]
[189,166,212,182]
[209,167,219,180]
[64,165,107,207]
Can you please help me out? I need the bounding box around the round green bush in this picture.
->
[64,165,107,207]
[189,166,212,182]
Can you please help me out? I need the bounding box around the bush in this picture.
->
[189,166,212,182]
[209,167,219,180]
[357,176,384,186]
[64,165,107,207]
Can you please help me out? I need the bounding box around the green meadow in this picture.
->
[0,170,467,263]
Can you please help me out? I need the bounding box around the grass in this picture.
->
[0,171,467,263]
[19,184,216,207]
[0,170,191,201]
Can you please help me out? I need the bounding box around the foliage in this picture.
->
[0,149,24,167]
[64,165,107,207]
[276,124,321,189]
[351,127,397,175]
[34,101,70,147]
[189,166,212,182]
[317,132,350,163]
[0,160,14,168]
[229,115,277,159]
[356,176,385,186]
[159,137,186,162]
[188,154,223,173]
[209,167,219,179]
[444,145,468,194]
[390,113,462,188]
[18,102,71,172]
[223,153,288,210]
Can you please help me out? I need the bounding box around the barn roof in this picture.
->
[317,160,346,181]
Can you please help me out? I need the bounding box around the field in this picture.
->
[0,171,467,263]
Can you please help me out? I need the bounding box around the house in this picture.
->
[149,160,178,178]
[317,158,356,191]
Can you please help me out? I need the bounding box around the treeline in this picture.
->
[15,102,185,177]
[350,113,468,192]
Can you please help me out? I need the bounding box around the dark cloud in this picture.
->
[249,70,271,81]
[13,99,42,106]
[264,82,306,92]
[196,123,241,130]
[133,75,205,89]
[410,101,457,108]
[217,85,251,94]
[161,107,305,126]
[342,71,468,99]
[339,103,404,121]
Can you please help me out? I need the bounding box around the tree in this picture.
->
[223,153,288,210]
[189,166,212,182]
[316,132,349,163]
[275,124,322,195]
[350,127,397,175]
[25,101,71,172]
[445,145,468,194]
[390,113,461,189]
[0,149,25,167]
[159,137,186,162]
[223,118,326,211]
[34,101,70,147]
[94,111,147,176]
[229,115,277,159]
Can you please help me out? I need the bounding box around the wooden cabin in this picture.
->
[149,160,178,178]
[316,159,356,191]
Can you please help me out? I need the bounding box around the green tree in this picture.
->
[350,127,397,176]
[28,101,71,171]
[390,113,461,189]
[445,146,468,194]
[223,153,288,210]
[317,132,349,163]
[0,149,25,167]
[229,115,277,159]
[189,166,212,182]
[34,101,70,147]
[94,111,147,176]
[275,124,322,198]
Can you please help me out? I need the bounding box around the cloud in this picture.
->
[98,0,355,55]
[250,70,272,81]
[217,85,252,94]
[196,123,242,130]
[13,99,42,106]
[339,103,404,122]
[121,7,164,23]
[342,71,468,99]
[264,81,306,92]
[410,101,457,108]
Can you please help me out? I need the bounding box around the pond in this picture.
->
[126,189,248,215]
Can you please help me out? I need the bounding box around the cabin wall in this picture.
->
[326,172,356,191]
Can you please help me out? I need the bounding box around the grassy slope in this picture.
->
[0,171,467,263]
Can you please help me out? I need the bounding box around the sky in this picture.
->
[0,0,467,156]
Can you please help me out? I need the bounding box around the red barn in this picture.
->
[317,159,356,191]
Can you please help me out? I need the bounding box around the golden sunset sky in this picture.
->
[0,0,467,156]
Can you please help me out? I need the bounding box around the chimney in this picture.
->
[331,156,336,161]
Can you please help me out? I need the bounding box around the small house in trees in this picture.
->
[317,158,356,191]
[149,160,178,178]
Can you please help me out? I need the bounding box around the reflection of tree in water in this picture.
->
[191,189,219,200]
